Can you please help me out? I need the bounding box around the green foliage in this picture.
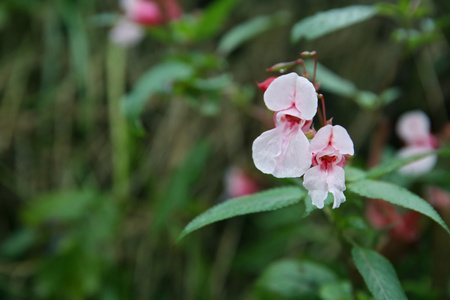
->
[347,179,449,233]
[319,281,353,300]
[218,11,290,55]
[291,5,378,42]
[254,259,337,299]
[194,0,237,40]
[154,140,211,235]
[121,61,194,130]
[178,186,307,241]
[352,246,408,300]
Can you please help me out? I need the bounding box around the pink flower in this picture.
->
[225,166,259,198]
[121,0,163,25]
[252,73,318,178]
[111,0,182,47]
[396,110,437,176]
[366,200,421,243]
[303,125,354,209]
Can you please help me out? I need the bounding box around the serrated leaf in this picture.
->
[178,186,306,241]
[366,148,450,179]
[218,11,290,55]
[352,246,408,300]
[291,5,378,42]
[121,61,194,129]
[256,259,337,298]
[347,179,449,233]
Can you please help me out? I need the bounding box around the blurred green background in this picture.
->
[0,0,449,299]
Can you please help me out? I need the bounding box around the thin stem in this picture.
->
[295,59,309,78]
[318,94,327,126]
[107,43,130,200]
[312,51,317,87]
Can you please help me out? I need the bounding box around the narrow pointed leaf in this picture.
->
[291,5,378,42]
[347,179,449,233]
[352,246,408,300]
[178,186,306,241]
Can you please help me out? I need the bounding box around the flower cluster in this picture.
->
[110,0,181,47]
[252,72,354,209]
[396,110,437,176]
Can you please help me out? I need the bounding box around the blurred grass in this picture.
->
[0,0,449,299]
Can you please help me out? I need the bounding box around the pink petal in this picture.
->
[257,77,277,92]
[309,125,333,154]
[397,146,437,176]
[396,110,431,145]
[109,19,144,47]
[331,125,354,156]
[252,126,312,178]
[264,73,317,120]
[130,0,162,25]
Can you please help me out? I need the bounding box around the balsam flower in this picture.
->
[252,72,318,178]
[396,110,437,176]
[303,125,354,209]
[110,0,182,47]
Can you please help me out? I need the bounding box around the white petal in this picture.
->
[326,166,346,208]
[396,110,430,145]
[303,166,328,208]
[331,125,354,156]
[293,75,318,120]
[109,19,143,47]
[252,127,283,176]
[398,146,437,176]
[264,73,299,111]
[310,125,332,154]
[252,126,312,178]
[264,73,317,120]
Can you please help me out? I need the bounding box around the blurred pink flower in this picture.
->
[109,18,144,47]
[366,199,421,243]
[396,110,437,176]
[225,167,259,198]
[303,125,354,209]
[121,0,163,25]
[252,73,318,178]
[110,0,182,47]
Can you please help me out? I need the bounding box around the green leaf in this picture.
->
[366,148,450,179]
[255,259,337,298]
[194,0,237,40]
[304,61,357,98]
[347,179,449,233]
[121,61,194,129]
[22,190,98,226]
[344,165,367,182]
[178,186,306,241]
[320,281,353,300]
[218,11,290,55]
[291,5,378,42]
[352,246,408,300]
